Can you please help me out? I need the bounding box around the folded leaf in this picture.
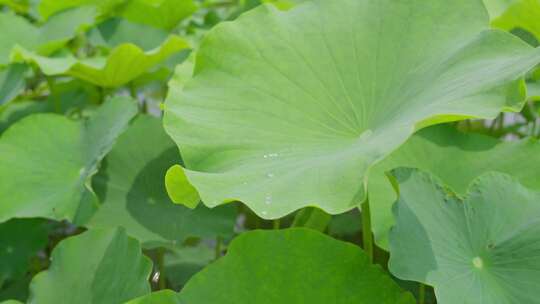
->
[369,125,540,249]
[89,115,236,248]
[0,97,137,224]
[178,228,415,304]
[0,64,27,105]
[388,168,540,304]
[164,0,540,218]
[38,0,122,20]
[28,227,152,304]
[14,36,189,87]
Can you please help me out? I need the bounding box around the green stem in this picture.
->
[418,283,426,304]
[215,236,223,260]
[273,219,280,229]
[157,248,166,290]
[361,195,373,263]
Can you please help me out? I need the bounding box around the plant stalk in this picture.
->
[418,283,426,304]
[215,236,223,260]
[273,219,280,229]
[361,195,374,263]
[157,248,166,290]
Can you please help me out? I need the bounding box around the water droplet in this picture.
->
[261,211,268,216]
[266,173,274,178]
[6,246,13,254]
[358,129,373,141]
[265,195,272,205]
[472,257,483,269]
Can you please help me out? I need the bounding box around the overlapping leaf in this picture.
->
[118,0,197,30]
[177,228,414,303]
[28,227,152,304]
[0,219,49,285]
[38,0,122,20]
[88,18,169,51]
[0,97,137,224]
[164,0,540,218]
[389,168,540,304]
[89,115,236,248]
[0,7,96,65]
[124,290,180,304]
[368,125,540,249]
[13,36,189,87]
[0,64,27,105]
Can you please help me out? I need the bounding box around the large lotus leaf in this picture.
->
[14,36,189,88]
[491,0,540,40]
[369,125,540,249]
[388,168,540,304]
[28,227,152,304]
[0,219,49,285]
[0,64,27,105]
[88,17,169,51]
[178,228,414,304]
[89,115,236,248]
[0,7,96,65]
[163,0,540,218]
[38,0,123,20]
[0,101,49,134]
[0,97,137,224]
[118,0,197,30]
[124,290,180,304]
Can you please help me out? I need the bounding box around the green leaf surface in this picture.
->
[0,7,96,65]
[89,115,236,248]
[0,101,49,134]
[368,125,540,249]
[178,228,415,304]
[14,36,190,87]
[388,168,540,304]
[28,227,152,304]
[164,245,214,290]
[88,17,169,51]
[0,219,49,284]
[491,0,540,40]
[164,0,540,218]
[0,64,27,105]
[38,0,122,20]
[0,96,137,224]
[118,0,197,30]
[124,290,180,304]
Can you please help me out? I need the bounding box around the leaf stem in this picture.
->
[157,248,166,290]
[418,283,426,304]
[361,195,373,263]
[215,236,223,260]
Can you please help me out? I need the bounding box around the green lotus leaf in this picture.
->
[388,168,540,304]
[491,0,540,40]
[0,219,49,285]
[124,290,180,304]
[0,64,27,105]
[14,35,189,88]
[164,0,540,218]
[0,96,137,224]
[164,245,214,290]
[0,7,96,66]
[0,101,49,134]
[89,115,236,248]
[88,17,169,51]
[0,301,23,304]
[369,125,540,249]
[178,228,414,303]
[118,0,197,30]
[28,227,152,304]
[38,0,122,21]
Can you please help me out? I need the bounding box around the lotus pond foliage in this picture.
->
[0,0,539,303]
